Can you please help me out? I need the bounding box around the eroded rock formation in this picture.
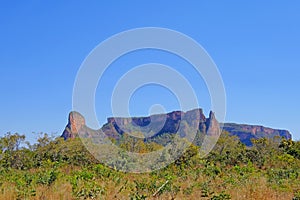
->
[61,111,86,140]
[61,108,292,146]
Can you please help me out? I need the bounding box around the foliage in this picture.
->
[0,132,299,199]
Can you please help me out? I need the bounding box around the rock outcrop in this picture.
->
[61,108,292,146]
[61,111,86,140]
[205,111,220,136]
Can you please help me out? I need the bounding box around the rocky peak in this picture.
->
[61,111,86,140]
[208,111,215,120]
[205,111,220,136]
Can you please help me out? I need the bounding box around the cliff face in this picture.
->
[61,109,292,146]
[104,108,220,138]
[61,111,86,140]
[222,123,292,146]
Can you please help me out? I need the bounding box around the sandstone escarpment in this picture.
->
[61,109,292,146]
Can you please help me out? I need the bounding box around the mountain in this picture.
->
[61,109,292,146]
[222,123,291,146]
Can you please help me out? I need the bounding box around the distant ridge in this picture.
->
[222,123,291,146]
[61,109,292,146]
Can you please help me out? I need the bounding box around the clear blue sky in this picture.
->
[0,1,299,142]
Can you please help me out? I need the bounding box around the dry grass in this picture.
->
[0,167,297,200]
[227,177,293,200]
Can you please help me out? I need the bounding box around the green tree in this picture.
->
[207,131,246,166]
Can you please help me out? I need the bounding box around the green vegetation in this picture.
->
[0,132,299,199]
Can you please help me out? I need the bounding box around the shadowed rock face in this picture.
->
[61,108,292,146]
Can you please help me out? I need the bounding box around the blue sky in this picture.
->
[0,1,299,142]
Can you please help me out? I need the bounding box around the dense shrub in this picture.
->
[0,132,299,199]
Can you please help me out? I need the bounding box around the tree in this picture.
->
[280,139,300,159]
[0,132,25,152]
[207,131,246,166]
